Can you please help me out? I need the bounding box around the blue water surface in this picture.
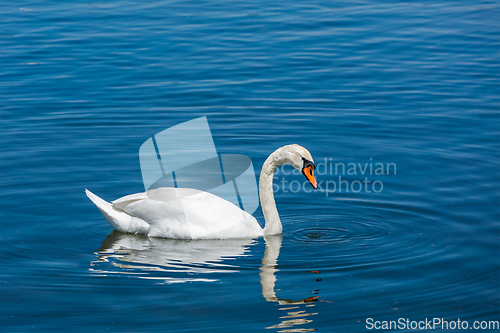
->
[1,0,499,332]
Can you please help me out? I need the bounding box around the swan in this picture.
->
[86,144,317,239]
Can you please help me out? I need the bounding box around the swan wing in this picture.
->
[179,190,262,239]
[112,192,148,205]
[116,187,262,239]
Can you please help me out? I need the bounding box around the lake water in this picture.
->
[1,0,499,332]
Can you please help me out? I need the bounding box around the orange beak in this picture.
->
[302,166,318,190]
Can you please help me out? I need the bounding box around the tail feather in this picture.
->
[85,189,149,234]
[85,189,112,212]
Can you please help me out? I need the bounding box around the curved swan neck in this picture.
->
[259,146,293,235]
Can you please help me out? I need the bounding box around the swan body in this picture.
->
[86,144,317,239]
[86,187,263,239]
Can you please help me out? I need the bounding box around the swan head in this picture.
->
[282,144,318,190]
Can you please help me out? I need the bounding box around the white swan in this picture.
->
[86,144,317,239]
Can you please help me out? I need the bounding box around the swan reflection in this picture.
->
[261,235,319,331]
[91,231,255,283]
[91,232,319,331]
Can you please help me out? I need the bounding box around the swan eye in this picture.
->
[302,157,315,170]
